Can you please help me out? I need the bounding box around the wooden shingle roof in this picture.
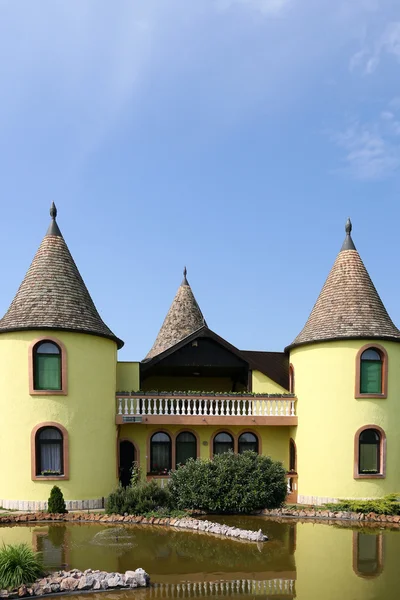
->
[0,204,123,348]
[288,219,400,349]
[144,268,206,360]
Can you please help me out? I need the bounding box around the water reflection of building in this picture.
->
[352,531,384,579]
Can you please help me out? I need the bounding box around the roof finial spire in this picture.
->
[50,202,57,220]
[182,266,189,286]
[341,217,356,251]
[46,202,62,237]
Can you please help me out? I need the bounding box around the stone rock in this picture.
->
[100,580,109,590]
[93,581,101,590]
[60,577,79,591]
[107,574,124,588]
[17,586,27,597]
[50,584,60,594]
[78,576,94,590]
[134,568,149,587]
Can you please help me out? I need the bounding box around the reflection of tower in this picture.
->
[352,531,384,579]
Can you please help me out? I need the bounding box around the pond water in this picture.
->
[1,516,399,599]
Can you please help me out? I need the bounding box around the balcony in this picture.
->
[116,392,297,426]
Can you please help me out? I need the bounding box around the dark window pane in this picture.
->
[176,432,197,466]
[34,341,62,391]
[150,432,171,473]
[359,429,380,474]
[213,432,234,455]
[36,427,63,475]
[36,342,60,355]
[238,432,258,454]
[361,349,381,361]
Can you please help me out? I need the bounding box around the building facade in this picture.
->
[1,208,398,509]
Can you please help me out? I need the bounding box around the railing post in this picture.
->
[124,399,128,415]
[118,398,122,415]
[170,398,175,415]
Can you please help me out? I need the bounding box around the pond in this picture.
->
[0,515,399,599]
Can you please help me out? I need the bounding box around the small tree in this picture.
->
[47,485,67,514]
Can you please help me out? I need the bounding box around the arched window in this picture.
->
[289,364,295,393]
[289,438,296,472]
[213,432,234,455]
[238,432,258,454]
[176,432,197,466]
[359,429,381,475]
[360,348,383,395]
[353,531,384,579]
[34,341,62,391]
[36,427,64,476]
[150,432,171,474]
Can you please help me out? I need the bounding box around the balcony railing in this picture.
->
[116,393,296,419]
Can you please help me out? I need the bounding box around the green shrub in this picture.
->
[324,494,400,515]
[106,480,173,515]
[47,485,67,514]
[0,543,43,590]
[169,451,287,514]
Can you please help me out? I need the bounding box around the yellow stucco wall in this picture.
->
[252,370,288,393]
[116,362,140,392]
[118,424,291,476]
[0,330,118,502]
[291,340,400,501]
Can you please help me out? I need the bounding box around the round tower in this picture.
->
[0,205,123,510]
[287,220,400,504]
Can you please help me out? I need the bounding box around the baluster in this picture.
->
[246,399,251,416]
[135,398,139,415]
[176,399,181,415]
[163,397,167,415]
[182,398,186,415]
[118,398,122,415]
[279,400,284,416]
[291,400,295,416]
[130,398,134,415]
[232,399,237,416]
[210,399,214,416]
[123,399,128,415]
[226,399,231,416]
[152,398,156,415]
[254,399,258,416]
[193,398,197,415]
[188,398,192,415]
[221,399,225,416]
[170,397,175,415]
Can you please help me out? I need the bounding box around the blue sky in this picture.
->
[0,0,400,359]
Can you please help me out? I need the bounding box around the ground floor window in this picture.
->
[354,425,386,478]
[150,432,172,475]
[213,432,234,455]
[176,431,197,466]
[238,432,258,453]
[36,427,63,475]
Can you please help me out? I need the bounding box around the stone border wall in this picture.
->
[0,512,268,543]
[0,499,104,511]
[261,507,400,525]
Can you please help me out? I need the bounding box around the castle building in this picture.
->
[1,207,399,510]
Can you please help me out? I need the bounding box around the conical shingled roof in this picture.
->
[0,204,123,348]
[288,219,400,349]
[144,267,207,360]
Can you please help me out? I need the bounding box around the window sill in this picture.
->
[355,394,387,400]
[30,390,67,396]
[354,473,385,480]
[32,475,69,481]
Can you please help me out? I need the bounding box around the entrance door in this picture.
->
[119,441,136,487]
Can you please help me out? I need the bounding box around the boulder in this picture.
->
[60,577,79,592]
[78,576,94,590]
[133,568,150,587]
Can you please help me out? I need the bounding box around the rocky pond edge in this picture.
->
[0,512,268,542]
[0,568,149,599]
[261,506,400,526]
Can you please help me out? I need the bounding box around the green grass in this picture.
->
[0,543,43,590]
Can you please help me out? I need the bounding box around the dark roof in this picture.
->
[288,219,400,350]
[241,350,289,390]
[0,204,123,348]
[145,268,207,360]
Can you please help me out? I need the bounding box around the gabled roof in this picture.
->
[0,204,123,348]
[144,268,207,360]
[288,219,400,349]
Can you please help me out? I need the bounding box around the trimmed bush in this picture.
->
[106,479,172,515]
[324,494,400,515]
[47,485,67,514]
[169,451,287,513]
[0,543,43,589]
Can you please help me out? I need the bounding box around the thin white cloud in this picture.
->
[330,102,400,180]
[350,21,400,74]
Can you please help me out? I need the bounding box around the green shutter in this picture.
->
[360,361,382,394]
[36,354,61,390]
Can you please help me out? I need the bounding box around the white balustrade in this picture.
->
[117,395,296,418]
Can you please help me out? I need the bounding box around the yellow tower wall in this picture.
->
[291,340,400,503]
[116,362,140,392]
[252,370,288,393]
[0,330,118,509]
